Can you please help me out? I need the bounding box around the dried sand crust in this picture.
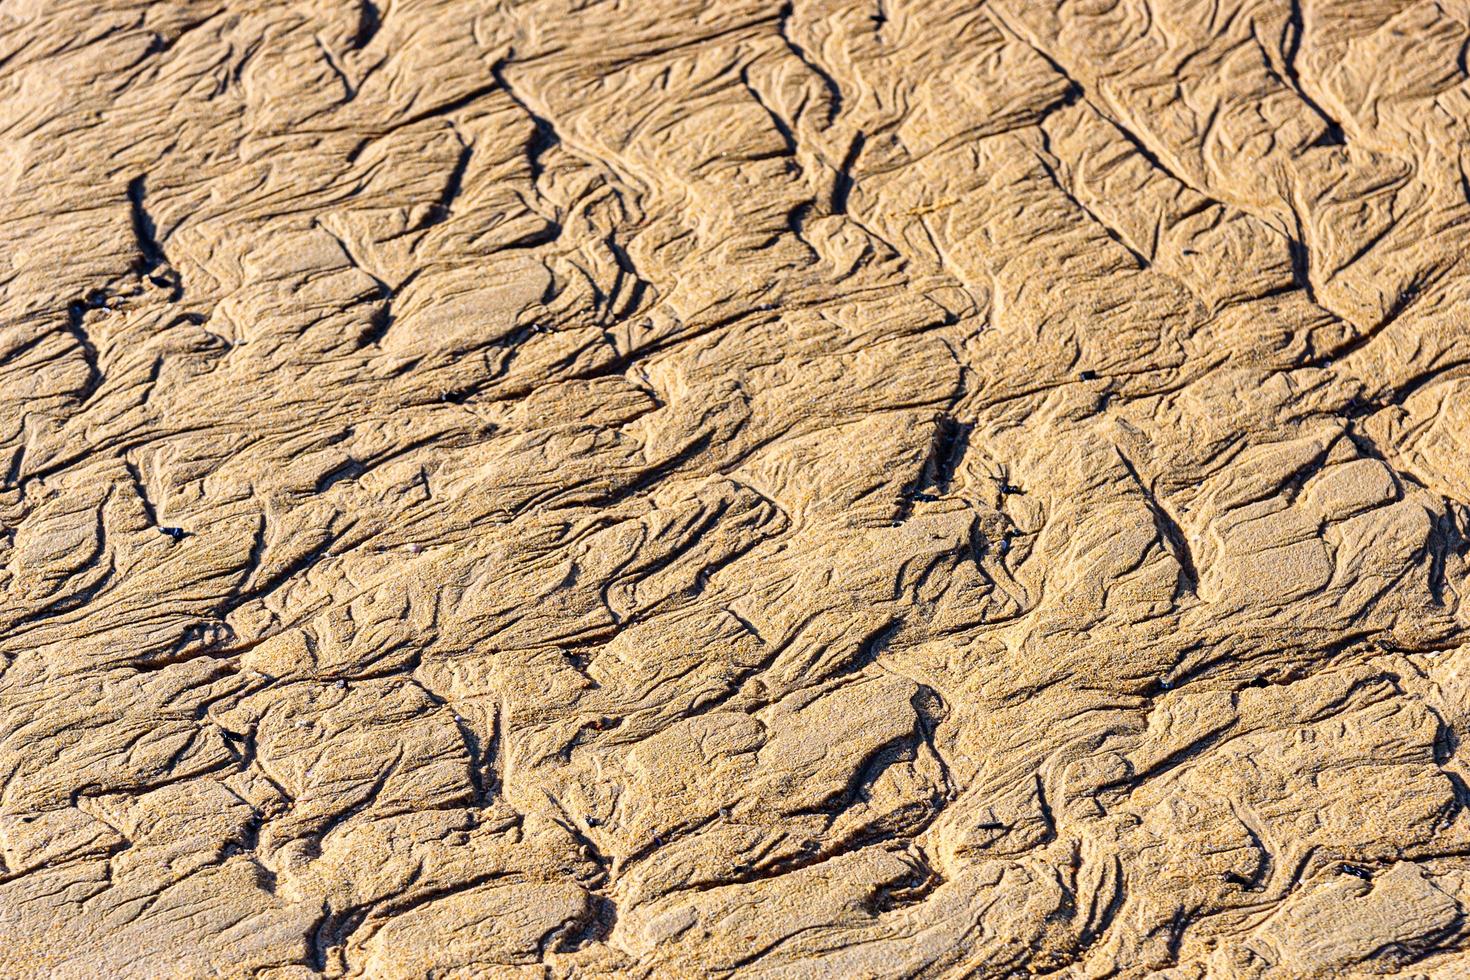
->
[1,0,1470,976]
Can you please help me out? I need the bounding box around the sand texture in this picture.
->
[2,0,1470,977]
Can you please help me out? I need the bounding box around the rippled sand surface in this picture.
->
[2,2,1470,977]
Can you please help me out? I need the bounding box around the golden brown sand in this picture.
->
[2,1,1469,976]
